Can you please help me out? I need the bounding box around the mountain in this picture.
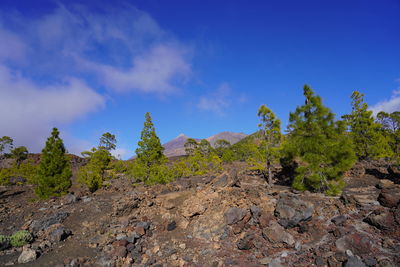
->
[163,131,247,157]
[206,131,248,146]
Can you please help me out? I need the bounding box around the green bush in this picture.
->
[10,230,33,247]
[111,160,129,173]
[0,161,37,186]
[78,148,112,192]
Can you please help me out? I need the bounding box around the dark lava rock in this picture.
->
[0,236,10,251]
[363,209,396,231]
[136,221,150,230]
[335,233,373,255]
[167,221,177,231]
[378,192,400,208]
[112,246,127,258]
[250,205,261,220]
[237,233,254,250]
[113,240,128,247]
[343,256,367,267]
[275,193,314,228]
[331,215,347,226]
[48,225,72,242]
[31,212,69,232]
[62,193,78,205]
[262,222,295,246]
[224,207,246,225]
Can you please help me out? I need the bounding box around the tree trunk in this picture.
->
[267,160,272,186]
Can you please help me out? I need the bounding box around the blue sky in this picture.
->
[0,0,399,159]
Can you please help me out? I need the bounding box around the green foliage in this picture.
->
[221,149,235,162]
[35,128,72,199]
[228,134,261,161]
[284,85,356,195]
[184,138,198,156]
[11,146,28,167]
[0,160,38,185]
[0,136,13,156]
[133,112,167,182]
[10,230,33,247]
[78,133,116,192]
[99,132,117,151]
[253,105,282,185]
[343,91,391,159]
[110,160,129,173]
[376,111,400,163]
[198,139,213,156]
[214,139,231,159]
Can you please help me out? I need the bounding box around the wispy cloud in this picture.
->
[0,3,193,153]
[197,83,234,116]
[370,89,400,115]
[0,65,105,151]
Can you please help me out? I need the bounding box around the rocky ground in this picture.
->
[0,161,399,267]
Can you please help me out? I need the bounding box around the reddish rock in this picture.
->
[112,246,127,258]
[378,192,400,208]
[364,209,396,231]
[335,233,373,255]
[135,226,146,236]
[112,240,128,247]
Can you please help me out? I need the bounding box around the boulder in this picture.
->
[62,193,78,205]
[274,194,314,228]
[45,224,72,242]
[30,212,69,232]
[378,191,400,208]
[262,221,295,247]
[237,233,254,250]
[18,248,37,264]
[224,207,247,225]
[343,256,367,267]
[363,209,396,231]
[335,233,373,255]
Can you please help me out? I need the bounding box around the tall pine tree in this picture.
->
[133,112,167,182]
[285,85,356,195]
[342,91,390,160]
[35,128,72,198]
[257,104,282,186]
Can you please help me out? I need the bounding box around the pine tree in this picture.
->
[77,133,116,192]
[184,138,198,156]
[376,111,400,163]
[285,85,356,195]
[257,104,282,186]
[11,146,28,167]
[35,128,72,198]
[342,91,390,159]
[134,112,166,181]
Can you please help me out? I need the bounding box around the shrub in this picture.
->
[78,148,112,192]
[10,230,33,247]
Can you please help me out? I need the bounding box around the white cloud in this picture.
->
[197,83,233,115]
[0,65,105,152]
[0,3,193,154]
[370,89,400,115]
[84,44,191,94]
[111,147,131,160]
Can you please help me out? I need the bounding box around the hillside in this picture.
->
[0,160,399,266]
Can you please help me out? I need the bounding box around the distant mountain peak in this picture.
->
[177,133,187,138]
[163,131,247,158]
